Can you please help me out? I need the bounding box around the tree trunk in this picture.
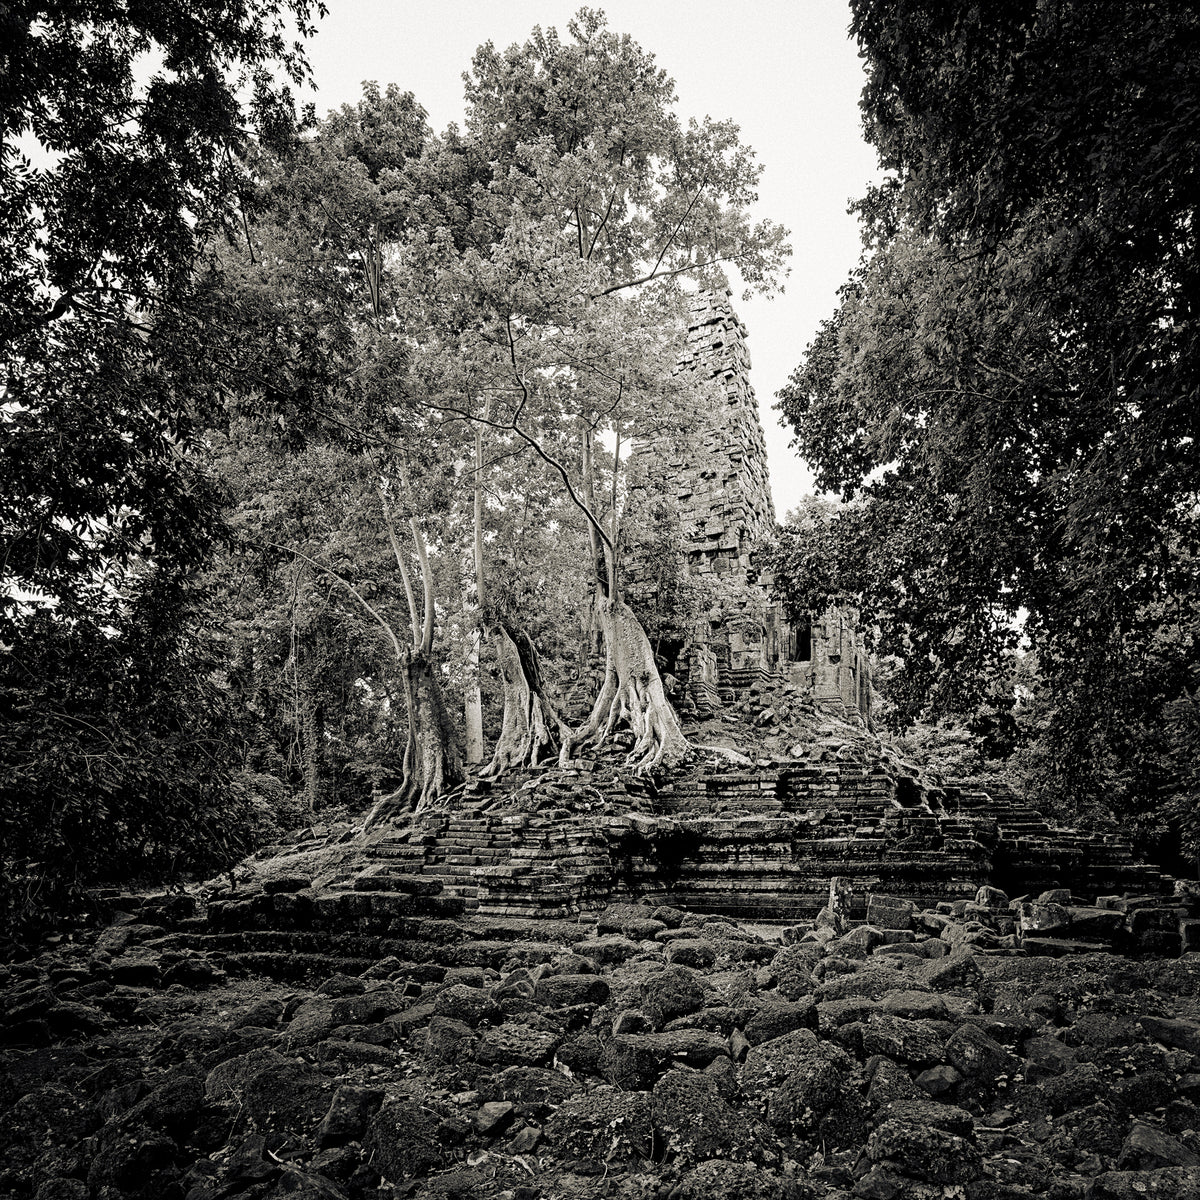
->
[302,691,324,813]
[561,595,691,771]
[464,644,485,765]
[481,624,571,777]
[365,649,464,825]
[463,419,487,764]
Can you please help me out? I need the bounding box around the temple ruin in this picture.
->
[629,290,872,724]
[167,292,1172,960]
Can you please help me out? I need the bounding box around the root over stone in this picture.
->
[481,624,571,778]
[562,596,691,771]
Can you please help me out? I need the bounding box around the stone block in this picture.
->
[263,875,312,895]
[369,892,414,917]
[866,894,915,931]
[1016,901,1071,936]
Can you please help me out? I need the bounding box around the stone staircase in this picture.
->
[201,756,1167,945]
[944,780,1167,899]
[97,731,1172,985]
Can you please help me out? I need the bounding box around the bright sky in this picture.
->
[301,1,880,517]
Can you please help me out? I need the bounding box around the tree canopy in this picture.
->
[773,0,1200,837]
[0,0,325,941]
[2,0,324,616]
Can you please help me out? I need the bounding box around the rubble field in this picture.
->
[4,875,1200,1200]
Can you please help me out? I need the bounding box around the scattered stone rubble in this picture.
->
[5,877,1200,1200]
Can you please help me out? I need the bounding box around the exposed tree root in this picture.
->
[481,624,571,778]
[561,596,692,772]
[363,651,463,827]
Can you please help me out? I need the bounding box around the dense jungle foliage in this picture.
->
[771,0,1200,868]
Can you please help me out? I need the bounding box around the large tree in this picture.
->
[212,11,790,819]
[776,1,1200,825]
[391,9,789,783]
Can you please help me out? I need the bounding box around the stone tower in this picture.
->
[665,291,776,560]
[629,289,872,724]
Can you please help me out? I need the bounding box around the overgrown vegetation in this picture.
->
[770,1,1200,866]
[7,2,1197,946]
[0,7,787,941]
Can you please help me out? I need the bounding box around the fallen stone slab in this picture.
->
[1140,1015,1200,1055]
[1085,1167,1200,1199]
[1117,1121,1200,1170]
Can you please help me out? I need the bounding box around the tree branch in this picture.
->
[261,541,406,663]
[500,317,614,550]
[592,245,758,299]
[586,187,619,259]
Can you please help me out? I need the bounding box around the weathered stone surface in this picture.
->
[916,951,982,991]
[770,943,822,1001]
[107,953,161,987]
[867,894,915,931]
[329,987,405,1026]
[282,997,338,1048]
[651,1067,767,1163]
[1085,1168,1200,1199]
[574,935,640,965]
[915,1064,962,1097]
[315,1037,404,1068]
[474,1022,560,1068]
[1140,1015,1200,1055]
[121,1071,204,1139]
[640,964,706,1026]
[603,1033,665,1090]
[485,1065,581,1113]
[860,1014,945,1067]
[533,973,610,1007]
[866,1057,926,1110]
[675,1160,810,1200]
[205,1047,289,1102]
[433,983,501,1027]
[314,1084,384,1148]
[86,1126,177,1197]
[878,989,950,1021]
[472,1100,515,1137]
[363,1099,443,1181]
[263,875,312,895]
[1038,1063,1110,1115]
[232,997,285,1029]
[742,1028,865,1145]
[240,1055,331,1135]
[743,997,816,1045]
[665,939,717,968]
[867,1119,981,1184]
[424,1016,478,1066]
[818,997,880,1033]
[543,1086,652,1162]
[1117,1122,1200,1170]
[819,966,919,1003]
[944,1022,1020,1084]
[0,1083,99,1176]
[643,1028,731,1067]
[612,1008,652,1036]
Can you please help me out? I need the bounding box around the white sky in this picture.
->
[301,1,881,516]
